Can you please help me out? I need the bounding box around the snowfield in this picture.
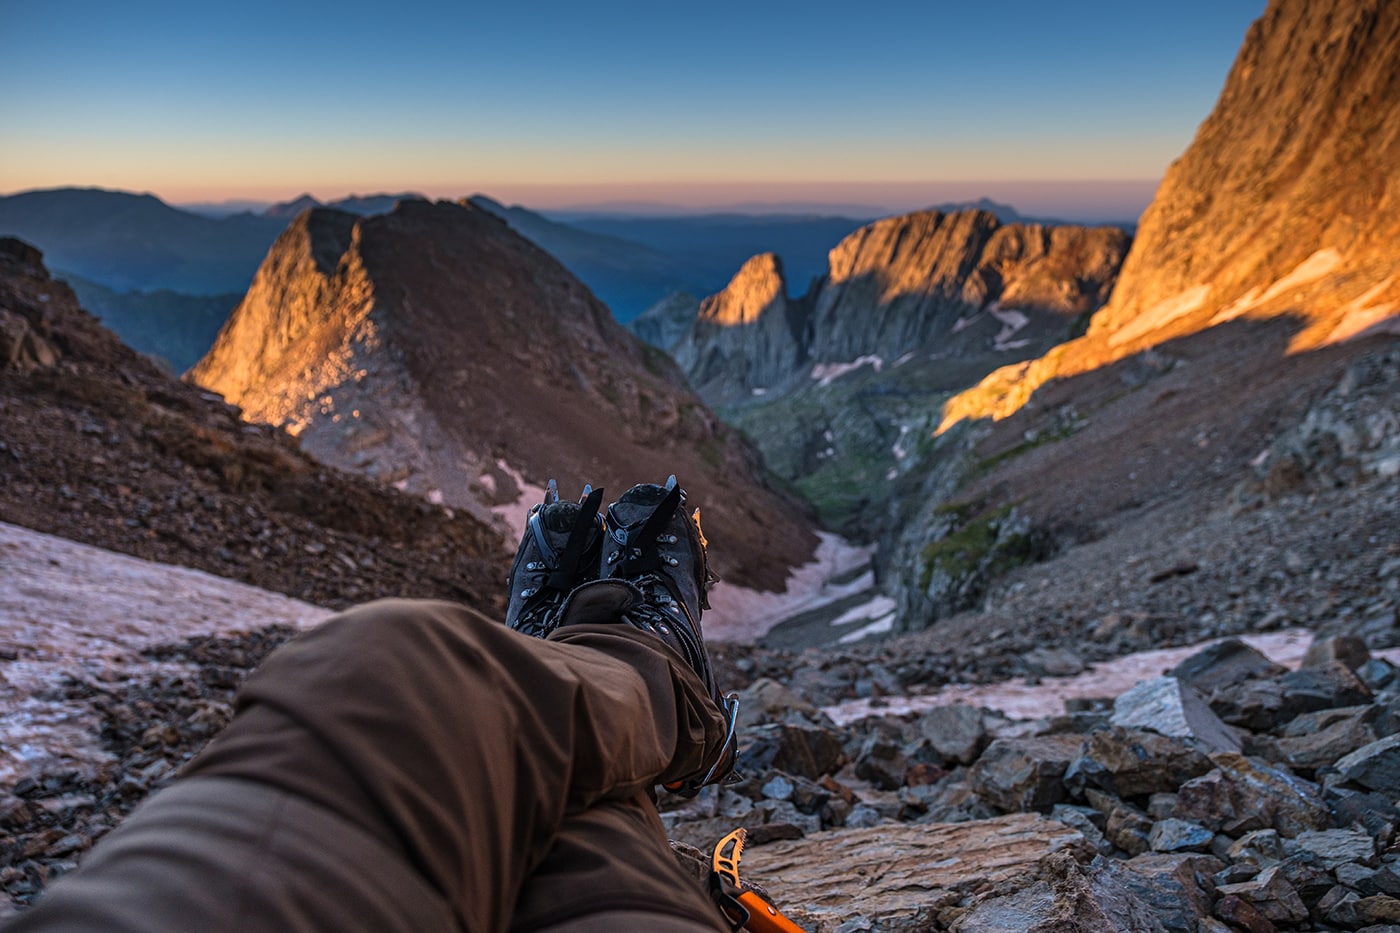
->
[0,522,331,787]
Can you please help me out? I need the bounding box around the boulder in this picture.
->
[1364,864,1400,897]
[1022,646,1085,677]
[951,852,1167,933]
[1292,828,1375,870]
[1169,638,1286,694]
[1215,865,1309,925]
[1318,885,1364,928]
[0,308,59,370]
[735,677,829,729]
[1066,727,1214,799]
[1226,829,1285,868]
[1356,657,1398,692]
[1331,733,1400,793]
[1302,635,1370,671]
[1104,804,1154,857]
[1334,861,1377,892]
[853,734,908,791]
[1212,661,1373,731]
[1276,850,1335,905]
[751,813,1090,931]
[1356,893,1400,925]
[1110,677,1241,753]
[1051,804,1110,854]
[908,771,995,824]
[1174,754,1330,838]
[735,722,846,780]
[1148,818,1215,853]
[1278,660,1374,712]
[1214,893,1276,933]
[1325,786,1398,847]
[749,799,820,841]
[915,704,988,765]
[1113,853,1225,933]
[968,735,1084,813]
[1274,706,1380,774]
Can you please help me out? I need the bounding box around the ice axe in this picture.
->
[709,828,807,933]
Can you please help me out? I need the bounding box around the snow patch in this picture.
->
[1212,249,1347,326]
[488,460,548,547]
[829,595,899,646]
[838,613,897,644]
[0,522,333,786]
[892,425,912,461]
[1318,277,1400,346]
[1108,285,1211,348]
[822,628,1400,726]
[811,356,884,387]
[988,305,1031,351]
[703,532,876,643]
[830,595,898,629]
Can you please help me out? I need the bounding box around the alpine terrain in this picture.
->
[187,198,818,594]
[4,0,1400,930]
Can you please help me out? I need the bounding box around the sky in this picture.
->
[1,0,1267,219]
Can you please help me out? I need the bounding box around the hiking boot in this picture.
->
[557,476,737,794]
[504,480,604,638]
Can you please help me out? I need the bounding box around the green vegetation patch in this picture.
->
[918,502,1036,592]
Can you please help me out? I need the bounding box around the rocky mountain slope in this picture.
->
[872,0,1400,634]
[7,515,1398,929]
[675,208,1129,405]
[628,290,702,351]
[665,210,1128,532]
[942,0,1400,432]
[0,237,505,612]
[188,199,817,592]
[683,0,1400,626]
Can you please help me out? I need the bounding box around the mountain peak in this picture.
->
[190,199,817,593]
[263,193,322,219]
[699,252,788,327]
[942,0,1400,430]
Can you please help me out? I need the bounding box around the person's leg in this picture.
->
[8,599,730,933]
[3,777,457,933]
[507,795,724,932]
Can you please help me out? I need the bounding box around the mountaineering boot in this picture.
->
[556,476,737,794]
[504,480,605,638]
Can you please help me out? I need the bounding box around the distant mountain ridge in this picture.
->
[188,199,818,594]
[673,208,1130,405]
[0,188,286,294]
[263,192,427,218]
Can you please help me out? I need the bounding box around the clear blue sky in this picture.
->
[1,0,1266,218]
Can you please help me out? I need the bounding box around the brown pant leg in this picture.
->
[11,599,730,933]
[3,777,456,933]
[508,795,725,932]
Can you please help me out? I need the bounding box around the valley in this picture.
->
[3,0,1400,928]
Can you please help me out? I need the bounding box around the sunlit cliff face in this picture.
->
[938,0,1400,433]
[698,253,788,327]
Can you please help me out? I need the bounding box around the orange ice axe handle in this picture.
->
[734,889,806,933]
[709,828,807,933]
